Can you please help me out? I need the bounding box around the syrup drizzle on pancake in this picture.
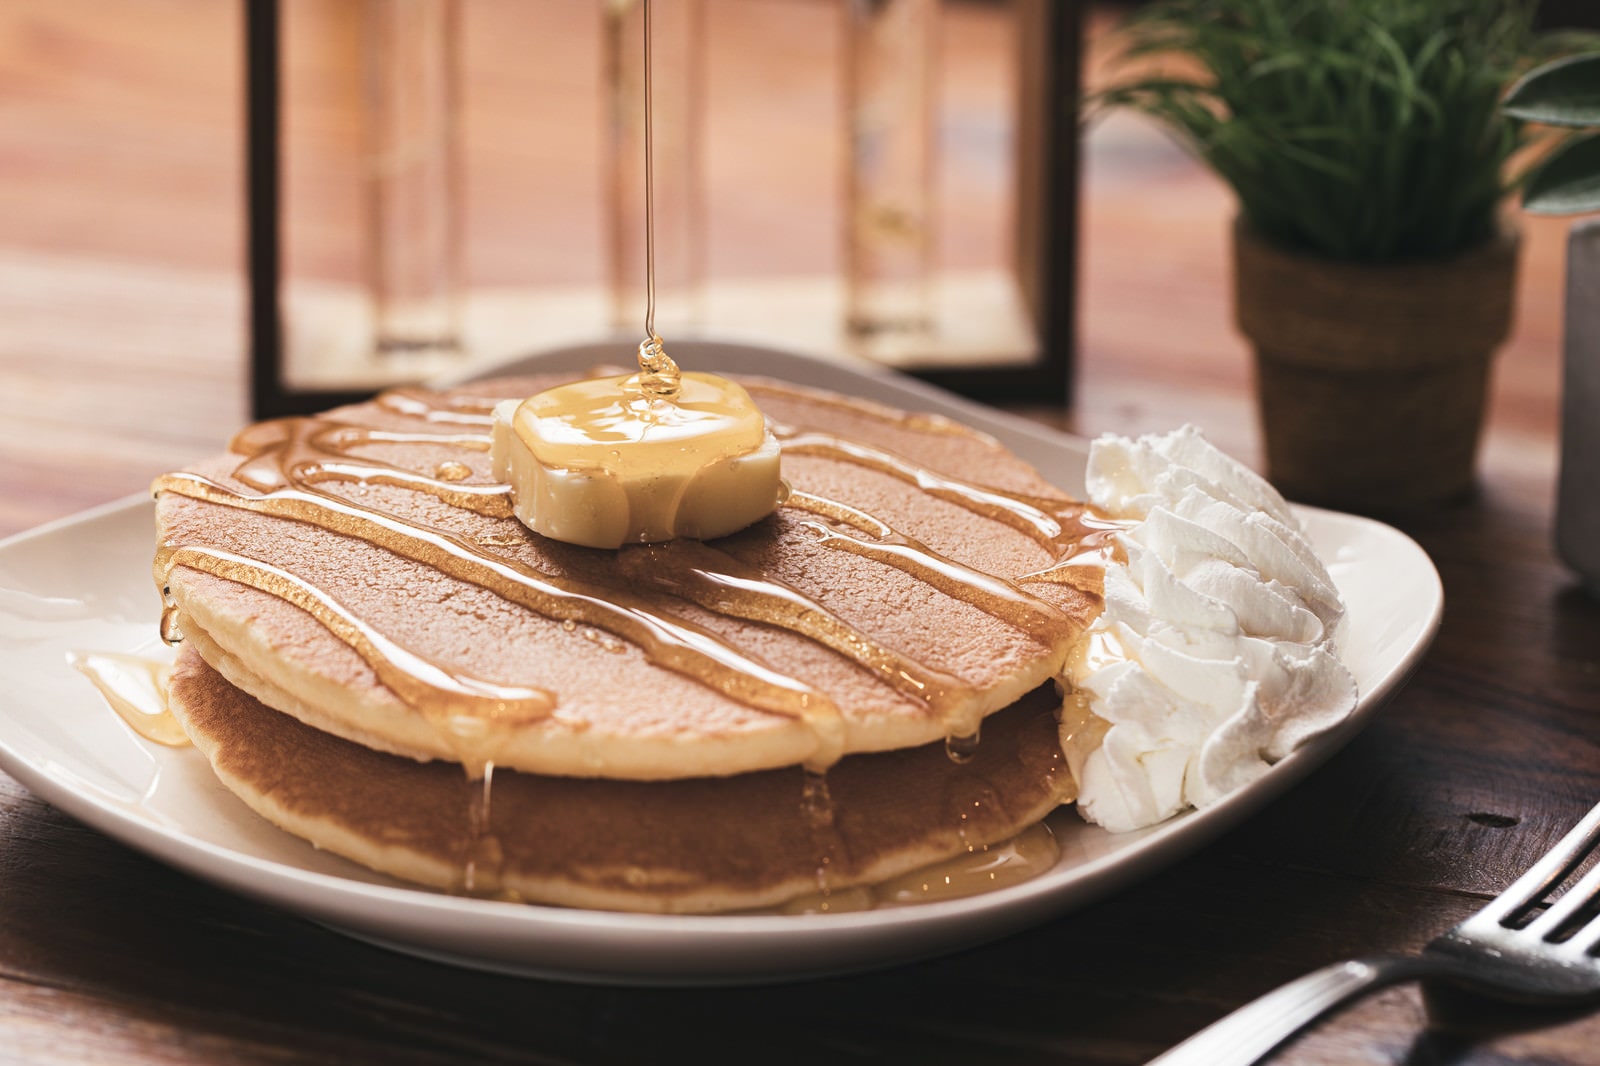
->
[782,431,1069,546]
[157,541,555,724]
[232,418,512,517]
[377,387,498,426]
[614,539,969,728]
[153,379,1120,772]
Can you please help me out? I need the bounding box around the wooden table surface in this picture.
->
[3,3,1599,1064]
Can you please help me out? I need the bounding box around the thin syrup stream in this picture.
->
[635,0,682,400]
[643,0,657,348]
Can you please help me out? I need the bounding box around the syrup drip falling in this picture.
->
[636,335,680,398]
[159,581,183,646]
[462,760,506,896]
[798,769,843,908]
[944,726,981,765]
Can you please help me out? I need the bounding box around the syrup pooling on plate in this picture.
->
[153,378,1120,772]
[876,821,1061,906]
[770,822,1062,914]
[68,650,189,747]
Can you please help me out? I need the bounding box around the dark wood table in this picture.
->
[3,3,1598,1063]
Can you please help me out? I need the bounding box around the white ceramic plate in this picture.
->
[0,343,1442,985]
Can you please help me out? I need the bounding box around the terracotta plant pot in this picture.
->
[1233,223,1518,511]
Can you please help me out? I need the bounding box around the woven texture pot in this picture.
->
[1234,224,1517,511]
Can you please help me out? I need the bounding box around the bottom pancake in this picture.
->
[168,647,1076,914]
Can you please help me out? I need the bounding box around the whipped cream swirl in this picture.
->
[1062,426,1357,833]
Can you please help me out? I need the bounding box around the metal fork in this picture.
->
[1149,798,1600,1066]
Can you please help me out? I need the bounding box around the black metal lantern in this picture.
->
[246,0,1082,420]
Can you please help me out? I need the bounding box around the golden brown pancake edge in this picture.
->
[167,647,1076,914]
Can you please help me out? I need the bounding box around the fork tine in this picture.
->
[1523,853,1600,942]
[1477,800,1600,928]
[1572,916,1600,957]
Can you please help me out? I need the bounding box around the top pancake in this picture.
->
[154,373,1105,780]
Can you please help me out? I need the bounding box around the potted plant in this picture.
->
[1091,0,1569,511]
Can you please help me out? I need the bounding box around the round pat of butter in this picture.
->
[490,372,785,549]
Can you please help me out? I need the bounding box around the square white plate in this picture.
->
[0,343,1442,984]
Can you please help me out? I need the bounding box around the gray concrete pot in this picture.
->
[1559,221,1600,591]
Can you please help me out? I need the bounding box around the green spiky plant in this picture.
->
[1506,52,1600,214]
[1091,0,1570,262]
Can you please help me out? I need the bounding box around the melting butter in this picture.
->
[490,352,784,549]
[69,650,190,747]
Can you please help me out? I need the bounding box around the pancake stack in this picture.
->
[154,374,1114,913]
